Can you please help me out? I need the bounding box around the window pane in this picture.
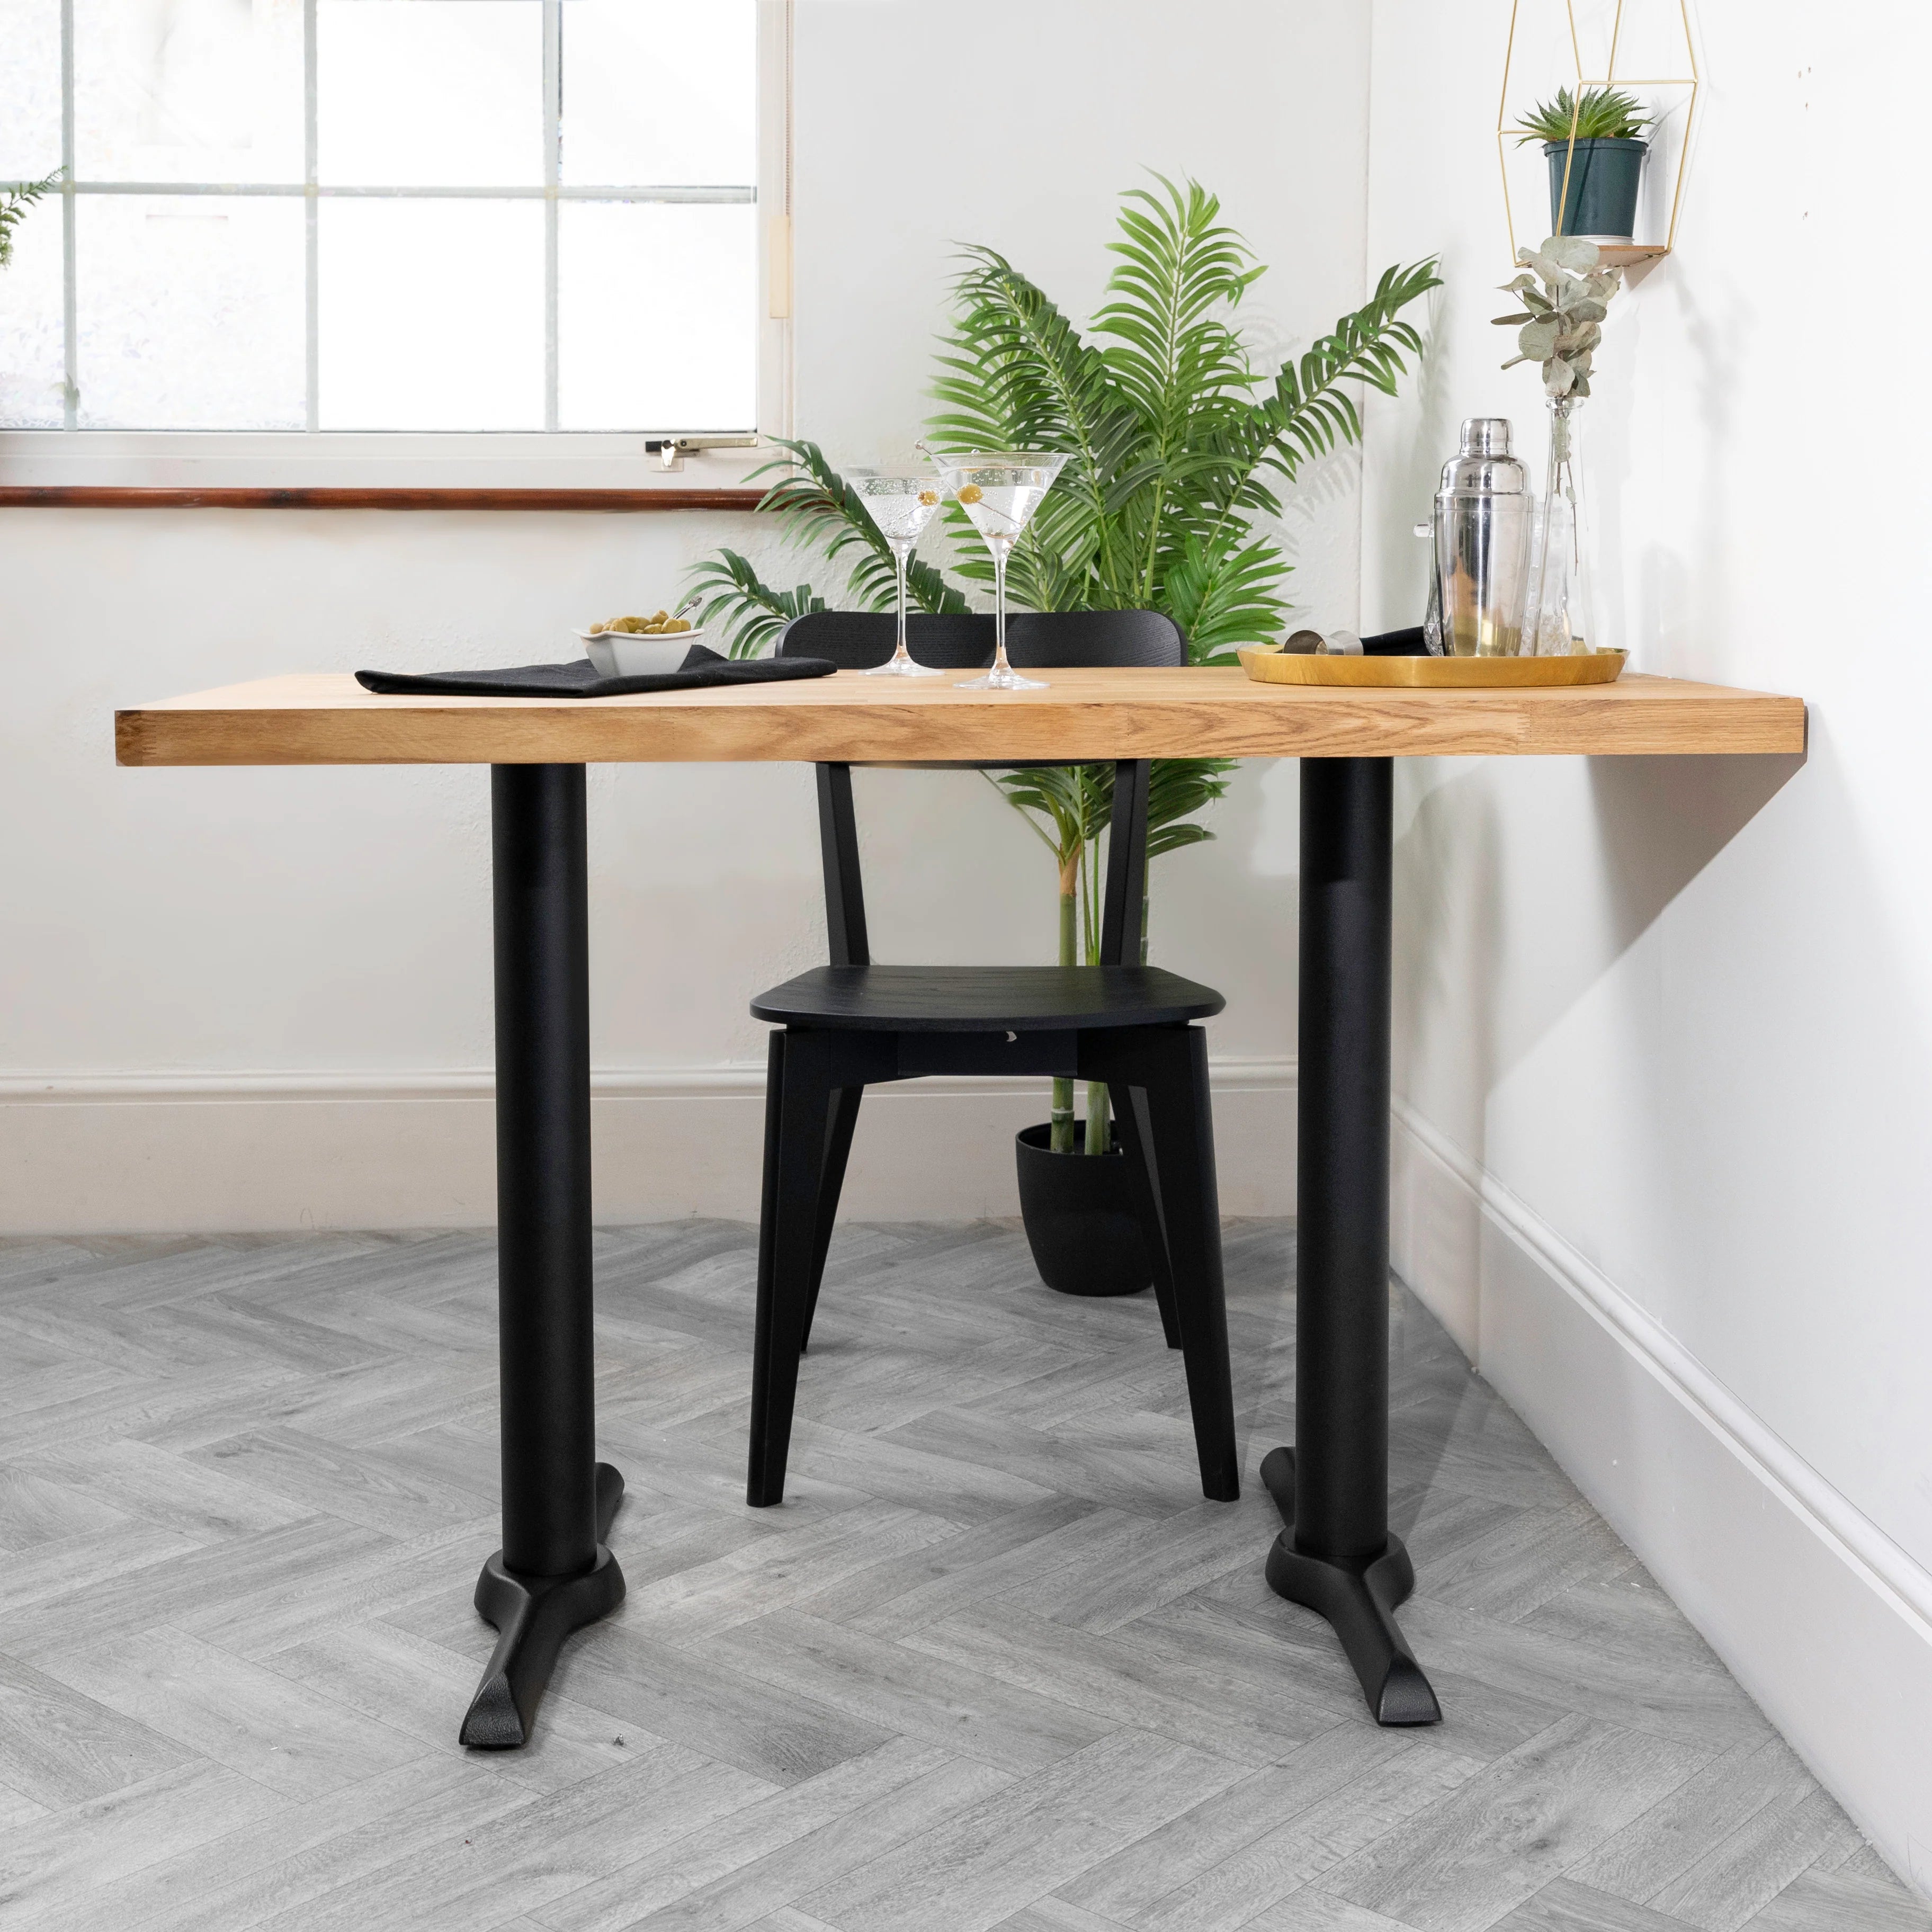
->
[319,200,543,428]
[318,0,542,187]
[75,195,304,427]
[560,1,755,186]
[0,0,62,178]
[0,201,64,427]
[74,0,305,185]
[558,202,756,430]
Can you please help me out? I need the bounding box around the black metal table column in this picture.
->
[1260,756,1442,1726]
[460,764,625,1749]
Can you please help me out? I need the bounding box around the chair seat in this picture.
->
[750,964,1224,1033]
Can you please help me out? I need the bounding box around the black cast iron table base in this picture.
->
[1263,757,1441,1728]
[462,1462,627,1748]
[1260,1447,1439,1725]
[461,765,627,1749]
[463,759,1436,1742]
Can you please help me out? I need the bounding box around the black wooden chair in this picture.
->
[745,608,1240,1508]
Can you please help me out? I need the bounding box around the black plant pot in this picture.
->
[1544,137,1647,240]
[1014,1121,1155,1298]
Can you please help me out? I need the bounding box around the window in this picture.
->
[0,0,775,445]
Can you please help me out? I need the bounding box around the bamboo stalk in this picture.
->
[1052,856,1078,1152]
[1084,1082,1111,1155]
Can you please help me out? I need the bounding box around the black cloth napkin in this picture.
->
[355,643,836,699]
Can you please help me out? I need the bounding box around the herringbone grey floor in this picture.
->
[0,1220,1924,1932]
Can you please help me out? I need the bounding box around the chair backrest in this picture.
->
[776,607,1187,670]
[777,610,995,670]
[781,609,1179,973]
[1007,609,1186,668]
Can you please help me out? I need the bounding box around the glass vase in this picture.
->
[1523,394,1597,655]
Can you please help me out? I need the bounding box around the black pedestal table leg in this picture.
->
[1263,757,1441,1726]
[461,764,626,1750]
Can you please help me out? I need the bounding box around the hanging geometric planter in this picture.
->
[1497,0,1698,269]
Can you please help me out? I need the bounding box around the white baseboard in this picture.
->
[1391,1099,1932,1896]
[0,1058,1295,1235]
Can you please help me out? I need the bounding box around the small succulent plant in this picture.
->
[1515,85,1651,145]
[1495,236,1623,399]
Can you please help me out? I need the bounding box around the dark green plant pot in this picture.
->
[1015,1122,1154,1298]
[1544,137,1647,240]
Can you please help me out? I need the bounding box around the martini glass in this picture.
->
[852,475,946,676]
[930,450,1067,690]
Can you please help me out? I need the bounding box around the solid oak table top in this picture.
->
[115,666,1805,768]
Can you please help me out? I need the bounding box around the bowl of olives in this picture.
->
[576,610,704,677]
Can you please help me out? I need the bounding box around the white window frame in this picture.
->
[0,0,792,490]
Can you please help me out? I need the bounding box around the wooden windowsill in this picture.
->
[0,486,768,511]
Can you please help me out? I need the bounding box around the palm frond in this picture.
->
[1147,757,1236,858]
[1095,175,1261,449]
[931,247,1143,599]
[932,248,1129,467]
[1236,257,1443,495]
[683,550,827,658]
[755,438,971,616]
[1159,527,1290,663]
[999,753,1236,872]
[1086,175,1269,601]
[991,763,1106,865]
[0,168,62,270]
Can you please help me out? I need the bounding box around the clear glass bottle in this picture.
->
[1523,394,1596,655]
[1414,521,1446,653]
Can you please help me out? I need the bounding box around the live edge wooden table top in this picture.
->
[115,665,1805,768]
[112,662,1803,1747]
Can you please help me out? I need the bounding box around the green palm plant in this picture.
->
[0,168,62,270]
[692,176,1438,1152]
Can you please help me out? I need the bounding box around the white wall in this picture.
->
[0,1,1372,1230]
[1364,0,1932,1886]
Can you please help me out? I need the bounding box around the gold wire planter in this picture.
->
[1237,646,1629,688]
[1498,0,1698,269]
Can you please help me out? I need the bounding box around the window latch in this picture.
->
[645,434,759,473]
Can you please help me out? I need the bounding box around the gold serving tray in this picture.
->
[1237,646,1627,688]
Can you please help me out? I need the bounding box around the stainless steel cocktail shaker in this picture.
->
[1434,418,1531,658]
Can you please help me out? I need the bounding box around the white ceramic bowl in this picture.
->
[576,627,704,677]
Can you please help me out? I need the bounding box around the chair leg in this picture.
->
[1101,1027,1238,1502]
[747,1032,839,1507]
[1107,1078,1183,1350]
[800,1085,863,1355]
